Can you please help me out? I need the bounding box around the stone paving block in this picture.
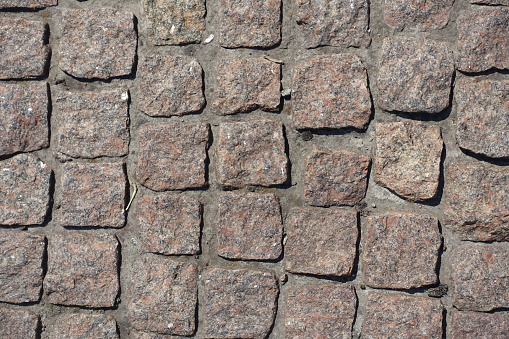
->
[457,7,509,72]
[292,54,371,130]
[144,0,205,45]
[362,293,443,338]
[455,77,509,159]
[444,161,509,241]
[0,231,45,303]
[450,244,509,311]
[128,330,183,339]
[217,192,282,260]
[284,207,358,277]
[377,36,454,114]
[44,233,119,308]
[136,193,201,255]
[304,146,370,207]
[362,212,441,289]
[0,82,49,157]
[472,0,509,4]
[138,55,204,117]
[216,120,288,188]
[285,284,357,338]
[212,57,280,115]
[0,154,51,226]
[0,18,49,79]
[60,8,137,79]
[384,0,454,30]
[374,121,443,201]
[296,0,370,48]
[0,308,38,339]
[0,0,56,8]
[451,311,509,339]
[56,89,130,159]
[61,162,126,228]
[51,314,119,339]
[218,0,280,48]
[204,267,278,338]
[127,256,197,336]
[136,122,209,191]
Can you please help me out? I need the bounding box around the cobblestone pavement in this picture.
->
[1,0,508,338]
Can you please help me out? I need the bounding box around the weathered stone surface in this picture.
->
[455,77,509,159]
[218,0,280,48]
[374,121,443,201]
[44,233,119,308]
[296,0,370,48]
[284,208,358,277]
[472,0,509,4]
[304,146,370,207]
[286,284,357,338]
[61,162,126,228]
[384,0,454,30]
[204,268,278,338]
[56,89,130,159]
[212,57,280,115]
[216,120,288,188]
[377,36,454,113]
[444,161,509,241]
[0,0,56,8]
[144,0,205,45]
[0,82,49,157]
[60,8,137,79]
[363,293,443,338]
[51,314,119,339]
[128,330,183,339]
[136,194,201,255]
[451,311,509,339]
[362,212,441,289]
[127,255,197,336]
[0,154,51,226]
[217,192,282,260]
[457,8,509,72]
[451,244,509,311]
[136,122,209,191]
[138,55,204,117]
[292,54,371,130]
[0,309,38,339]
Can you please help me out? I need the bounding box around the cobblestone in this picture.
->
[50,313,119,339]
[0,0,56,8]
[0,308,39,339]
[451,311,509,339]
[384,0,454,30]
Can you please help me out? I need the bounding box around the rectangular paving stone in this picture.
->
[127,255,197,336]
[136,122,209,191]
[384,0,454,30]
[204,267,278,339]
[0,0,56,8]
[61,162,126,228]
[292,54,371,130]
[284,207,358,277]
[0,18,49,79]
[50,314,119,339]
[0,82,49,157]
[451,311,509,339]
[0,308,39,339]
[217,192,283,261]
[43,233,119,308]
[362,212,441,289]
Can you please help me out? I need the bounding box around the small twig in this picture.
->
[125,177,138,212]
[264,55,284,64]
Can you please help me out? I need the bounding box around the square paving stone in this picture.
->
[138,55,204,117]
[0,82,49,157]
[136,193,201,255]
[136,122,209,191]
[384,0,454,30]
[204,267,278,338]
[218,0,280,48]
[374,121,443,202]
[43,233,119,308]
[50,314,119,339]
[61,162,126,228]
[451,311,509,339]
[296,0,370,48]
[0,230,45,303]
[60,8,137,79]
[362,212,441,289]
[284,207,358,277]
[144,0,205,45]
[0,308,39,339]
[0,154,52,226]
[56,89,130,159]
[292,54,371,130]
[0,0,56,8]
[127,255,197,336]
[362,293,443,338]
[286,284,357,338]
[450,244,509,311]
[457,7,509,72]
[304,146,370,207]
[217,192,283,261]
[377,36,454,114]
[212,57,280,115]
[216,120,288,188]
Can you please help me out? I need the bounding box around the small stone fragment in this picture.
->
[427,284,448,298]
[384,0,454,30]
[451,311,509,339]
[0,309,38,339]
[0,0,56,8]
[50,314,119,339]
